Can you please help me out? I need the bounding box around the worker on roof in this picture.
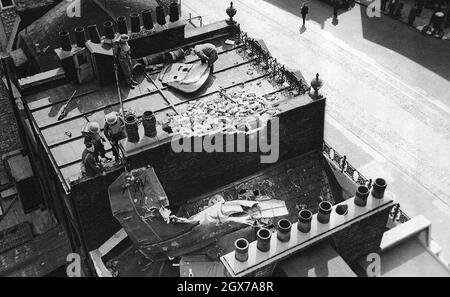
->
[82,121,111,162]
[81,142,103,177]
[104,112,126,162]
[114,34,138,89]
[192,43,218,72]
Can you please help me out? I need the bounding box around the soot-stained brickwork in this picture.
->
[0,80,20,179]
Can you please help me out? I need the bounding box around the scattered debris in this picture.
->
[166,89,280,137]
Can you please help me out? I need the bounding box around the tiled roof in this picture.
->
[14,0,59,12]
[18,0,113,71]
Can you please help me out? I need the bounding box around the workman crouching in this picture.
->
[104,112,126,162]
[192,43,218,72]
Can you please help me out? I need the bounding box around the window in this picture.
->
[0,0,15,10]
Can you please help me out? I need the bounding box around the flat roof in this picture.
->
[22,35,313,192]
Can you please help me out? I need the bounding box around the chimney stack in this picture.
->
[117,16,128,34]
[59,31,72,51]
[74,27,86,48]
[87,25,101,43]
[142,9,154,30]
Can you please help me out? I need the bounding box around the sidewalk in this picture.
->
[354,0,450,40]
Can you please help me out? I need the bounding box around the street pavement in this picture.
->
[181,0,450,260]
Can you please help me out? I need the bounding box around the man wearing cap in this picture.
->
[82,142,103,177]
[104,112,126,161]
[114,34,138,89]
[83,121,111,162]
[192,43,218,72]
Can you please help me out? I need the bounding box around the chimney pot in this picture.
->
[74,27,86,48]
[59,31,72,51]
[103,21,115,39]
[117,16,128,34]
[156,6,166,26]
[142,9,154,30]
[87,25,101,43]
[169,2,179,22]
[130,13,141,33]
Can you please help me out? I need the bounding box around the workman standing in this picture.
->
[81,142,103,177]
[104,112,126,162]
[83,121,111,162]
[114,34,138,89]
[193,43,218,72]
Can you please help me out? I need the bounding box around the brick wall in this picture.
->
[0,80,21,177]
[129,99,326,205]
[70,98,326,250]
[332,206,393,265]
[0,7,17,42]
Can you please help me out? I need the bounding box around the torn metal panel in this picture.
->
[159,62,210,93]
[109,167,289,260]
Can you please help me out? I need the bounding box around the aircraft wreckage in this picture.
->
[109,166,289,260]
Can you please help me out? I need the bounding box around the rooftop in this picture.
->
[21,33,313,193]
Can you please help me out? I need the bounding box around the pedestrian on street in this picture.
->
[333,2,339,19]
[408,3,419,26]
[381,0,387,11]
[417,0,425,15]
[81,142,103,177]
[300,2,309,27]
[388,0,398,15]
[104,112,126,162]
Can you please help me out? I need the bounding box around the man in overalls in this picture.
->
[104,112,126,162]
[114,34,139,89]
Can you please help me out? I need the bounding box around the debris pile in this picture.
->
[167,89,281,136]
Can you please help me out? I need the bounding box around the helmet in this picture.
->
[105,112,118,125]
[87,121,100,133]
[119,34,130,43]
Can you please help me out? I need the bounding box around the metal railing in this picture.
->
[188,13,203,27]
[323,140,410,223]
[238,31,310,95]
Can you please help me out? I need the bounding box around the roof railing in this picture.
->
[322,140,410,223]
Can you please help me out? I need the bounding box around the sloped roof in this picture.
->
[14,0,60,12]
[19,0,113,71]
[94,0,162,19]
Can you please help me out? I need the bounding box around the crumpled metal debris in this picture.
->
[187,195,287,226]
